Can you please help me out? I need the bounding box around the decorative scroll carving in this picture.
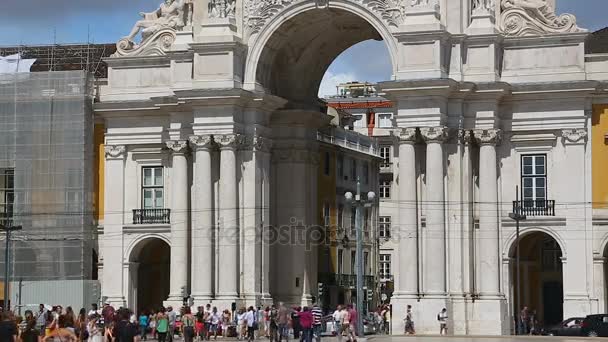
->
[216,134,245,150]
[499,0,584,36]
[209,0,237,18]
[105,145,127,160]
[472,0,494,14]
[244,0,406,36]
[189,135,215,151]
[473,129,502,146]
[561,128,587,144]
[398,127,417,144]
[166,140,189,153]
[113,0,188,57]
[420,127,449,143]
[253,136,273,153]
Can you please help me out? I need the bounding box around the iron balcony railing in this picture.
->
[512,200,555,217]
[379,162,393,173]
[132,209,171,224]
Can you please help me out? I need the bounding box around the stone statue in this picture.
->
[411,0,429,6]
[209,0,236,18]
[499,0,584,36]
[125,0,186,42]
[472,0,494,13]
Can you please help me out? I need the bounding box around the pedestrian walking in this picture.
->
[520,306,529,335]
[20,319,41,342]
[87,314,104,342]
[244,306,257,342]
[182,307,196,342]
[221,309,231,339]
[138,311,149,341]
[346,305,357,341]
[36,304,48,336]
[166,306,176,342]
[112,308,140,342]
[76,308,89,341]
[268,305,279,342]
[437,308,448,335]
[404,305,415,335]
[277,302,290,342]
[299,307,313,342]
[311,303,322,342]
[43,315,78,342]
[338,306,350,342]
[332,306,342,337]
[156,308,169,342]
[209,307,220,340]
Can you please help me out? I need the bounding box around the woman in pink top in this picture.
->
[299,307,313,342]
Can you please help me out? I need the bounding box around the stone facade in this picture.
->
[95,0,608,336]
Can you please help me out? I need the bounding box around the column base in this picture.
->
[563,294,592,319]
[213,294,241,312]
[163,296,186,309]
[466,296,509,335]
[191,293,214,308]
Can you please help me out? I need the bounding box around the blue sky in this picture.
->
[1,0,605,96]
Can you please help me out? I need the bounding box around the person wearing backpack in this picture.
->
[181,307,195,342]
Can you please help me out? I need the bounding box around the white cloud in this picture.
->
[318,71,357,98]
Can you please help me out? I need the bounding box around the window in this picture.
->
[380,146,391,166]
[0,169,14,225]
[364,209,370,237]
[377,113,393,128]
[350,207,356,236]
[338,204,344,228]
[354,114,366,128]
[337,155,344,178]
[542,238,562,272]
[351,250,357,274]
[364,251,369,274]
[338,249,344,274]
[380,180,391,199]
[351,159,357,181]
[362,161,369,184]
[521,155,547,206]
[322,202,330,227]
[142,167,164,209]
[379,254,391,280]
[379,216,391,239]
[324,152,330,176]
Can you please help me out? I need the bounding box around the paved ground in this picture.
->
[147,336,608,342]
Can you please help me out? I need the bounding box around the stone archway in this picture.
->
[509,231,564,331]
[129,237,170,313]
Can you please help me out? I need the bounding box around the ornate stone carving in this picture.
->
[166,140,189,153]
[473,129,502,146]
[499,0,584,36]
[243,0,406,36]
[420,127,449,144]
[398,127,417,144]
[189,135,215,151]
[561,128,588,144]
[411,0,429,7]
[209,0,237,18]
[113,0,187,57]
[216,134,245,150]
[253,136,273,153]
[459,129,474,145]
[105,145,127,160]
[472,0,494,14]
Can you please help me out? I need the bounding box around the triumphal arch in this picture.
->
[96,0,605,335]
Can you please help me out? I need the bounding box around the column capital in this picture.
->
[189,135,215,151]
[165,140,189,154]
[397,127,418,144]
[561,128,588,144]
[104,145,127,160]
[473,129,502,146]
[420,126,448,144]
[459,129,475,145]
[216,133,245,150]
[253,135,273,153]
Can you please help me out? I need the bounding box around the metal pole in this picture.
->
[355,179,364,338]
[1,224,22,311]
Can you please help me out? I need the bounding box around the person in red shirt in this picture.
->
[299,307,313,342]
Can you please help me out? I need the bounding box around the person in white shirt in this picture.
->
[332,306,342,336]
[438,308,448,335]
[244,306,256,342]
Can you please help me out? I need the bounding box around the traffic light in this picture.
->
[318,282,324,298]
[367,289,373,301]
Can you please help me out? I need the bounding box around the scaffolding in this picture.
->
[0,70,98,309]
[0,43,116,79]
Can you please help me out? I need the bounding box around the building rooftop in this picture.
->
[586,27,608,54]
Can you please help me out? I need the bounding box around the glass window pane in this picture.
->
[535,165,545,175]
[536,188,546,198]
[535,156,545,167]
[536,178,545,187]
[523,157,533,166]
[154,168,163,186]
[155,190,164,208]
[524,188,533,198]
[523,165,533,175]
[143,168,152,186]
[523,178,533,187]
[143,189,153,208]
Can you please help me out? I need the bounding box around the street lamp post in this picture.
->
[509,186,526,335]
[345,178,375,339]
[1,223,22,311]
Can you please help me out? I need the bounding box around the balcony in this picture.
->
[512,200,555,217]
[319,273,375,289]
[132,209,171,224]
[317,127,379,157]
[379,162,393,174]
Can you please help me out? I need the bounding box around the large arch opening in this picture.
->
[130,238,170,313]
[254,7,393,107]
[510,231,564,331]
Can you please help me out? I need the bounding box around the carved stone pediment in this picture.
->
[499,0,585,36]
[113,29,177,57]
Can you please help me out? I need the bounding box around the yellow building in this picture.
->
[593,105,608,209]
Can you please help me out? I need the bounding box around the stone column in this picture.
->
[474,129,501,297]
[165,140,190,304]
[189,135,215,304]
[216,134,243,303]
[396,128,418,296]
[101,145,127,307]
[420,127,448,295]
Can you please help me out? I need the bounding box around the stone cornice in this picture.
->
[473,129,502,146]
[420,126,449,143]
[165,140,189,153]
[561,128,588,144]
[216,134,245,150]
[105,145,127,160]
[189,135,215,151]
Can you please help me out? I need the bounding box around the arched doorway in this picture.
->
[130,238,170,313]
[510,231,564,330]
